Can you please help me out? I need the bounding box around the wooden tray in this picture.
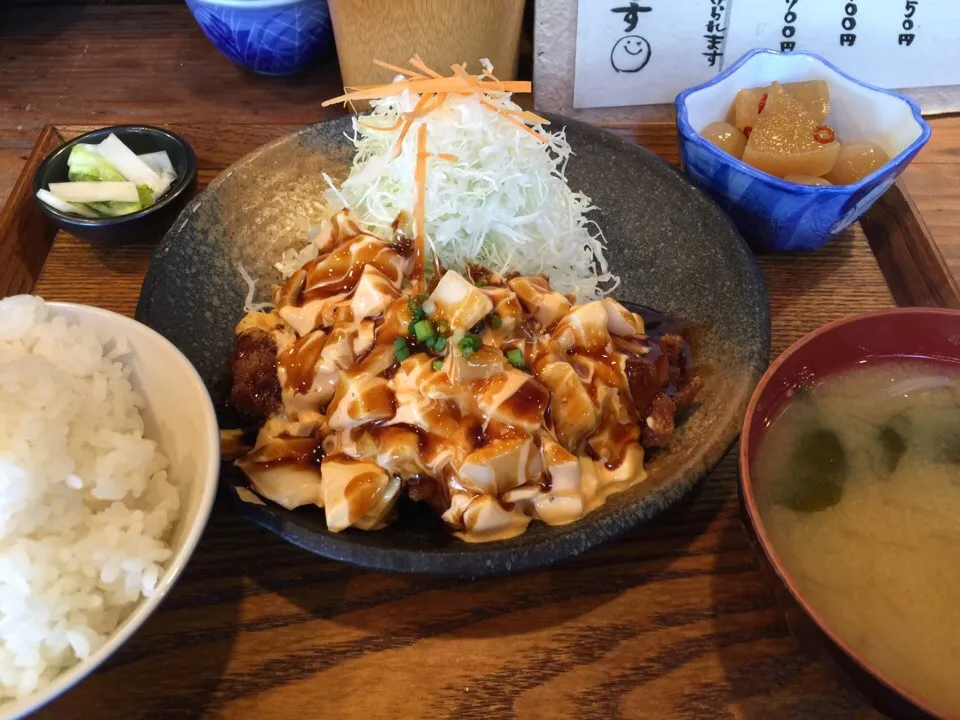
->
[3,123,958,720]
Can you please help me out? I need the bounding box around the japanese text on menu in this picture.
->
[573,0,960,110]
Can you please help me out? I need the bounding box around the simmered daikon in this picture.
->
[783,174,833,186]
[701,78,891,187]
[734,80,829,132]
[824,142,891,185]
[741,83,840,178]
[701,121,747,159]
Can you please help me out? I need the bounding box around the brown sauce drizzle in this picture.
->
[345,471,388,519]
[279,332,327,394]
[390,212,413,253]
[277,269,306,308]
[230,210,701,538]
[596,417,640,470]
[495,497,517,513]
[623,344,669,418]
[248,435,324,469]
[498,378,549,428]
[304,240,401,301]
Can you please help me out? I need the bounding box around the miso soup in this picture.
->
[753,361,960,717]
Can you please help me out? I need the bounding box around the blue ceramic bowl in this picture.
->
[675,49,931,251]
[185,0,333,76]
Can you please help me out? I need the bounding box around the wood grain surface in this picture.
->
[860,183,960,309]
[0,1,953,295]
[0,126,61,299]
[328,0,525,88]
[0,1,957,286]
[0,122,898,720]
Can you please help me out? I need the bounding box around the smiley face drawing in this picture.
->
[610,35,652,73]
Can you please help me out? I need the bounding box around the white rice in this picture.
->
[0,296,178,701]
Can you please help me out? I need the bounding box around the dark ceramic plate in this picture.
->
[136,115,770,577]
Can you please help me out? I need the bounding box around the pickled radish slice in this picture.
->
[824,142,892,185]
[741,84,840,178]
[701,121,747,159]
[784,174,833,186]
[734,80,830,131]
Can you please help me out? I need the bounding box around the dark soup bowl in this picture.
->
[33,125,197,244]
[739,308,960,720]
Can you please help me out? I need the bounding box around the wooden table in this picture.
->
[0,5,957,720]
[1,2,958,286]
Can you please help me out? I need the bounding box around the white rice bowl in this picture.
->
[0,296,218,716]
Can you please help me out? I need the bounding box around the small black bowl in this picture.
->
[33,125,198,244]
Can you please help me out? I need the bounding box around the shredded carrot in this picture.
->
[410,54,443,79]
[392,93,432,154]
[322,77,530,107]
[479,100,548,143]
[450,63,475,85]
[480,70,505,92]
[510,109,550,125]
[320,76,531,107]
[372,59,427,79]
[434,153,459,162]
[391,93,449,157]
[479,99,549,126]
[417,92,449,117]
[413,123,428,290]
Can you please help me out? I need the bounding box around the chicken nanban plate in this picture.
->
[227,209,702,542]
[224,58,703,542]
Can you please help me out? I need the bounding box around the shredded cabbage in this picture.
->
[324,92,619,301]
[238,264,275,313]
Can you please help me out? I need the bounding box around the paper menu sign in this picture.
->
[572,0,960,110]
[573,0,733,108]
[725,0,960,90]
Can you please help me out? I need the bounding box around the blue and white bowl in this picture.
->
[675,49,930,252]
[186,0,333,76]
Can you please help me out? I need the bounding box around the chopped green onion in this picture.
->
[393,338,408,351]
[436,319,451,335]
[432,359,444,371]
[407,297,427,322]
[458,334,483,358]
[434,335,447,352]
[475,279,487,287]
[395,346,411,362]
[423,335,438,350]
[506,349,525,368]
[413,319,434,342]
[487,313,502,329]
